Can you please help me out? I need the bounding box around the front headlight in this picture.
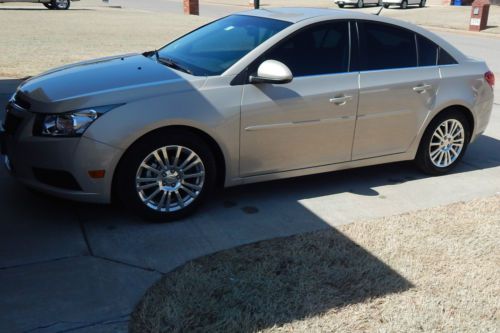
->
[34,105,122,137]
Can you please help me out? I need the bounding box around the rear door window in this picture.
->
[358,21,417,71]
[417,35,438,67]
[438,47,458,65]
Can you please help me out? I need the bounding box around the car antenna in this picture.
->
[374,6,384,15]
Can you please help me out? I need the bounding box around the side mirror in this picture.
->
[249,60,293,84]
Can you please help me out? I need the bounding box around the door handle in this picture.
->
[329,95,353,106]
[413,84,432,93]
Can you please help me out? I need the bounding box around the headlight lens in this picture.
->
[34,105,121,137]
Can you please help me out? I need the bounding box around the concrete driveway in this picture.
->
[1,32,499,333]
[109,0,246,17]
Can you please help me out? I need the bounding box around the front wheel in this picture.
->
[338,3,345,7]
[51,0,70,10]
[419,0,426,7]
[115,130,217,221]
[400,0,408,8]
[357,0,364,7]
[43,2,55,9]
[383,3,390,7]
[415,111,470,175]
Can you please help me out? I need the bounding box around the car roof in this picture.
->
[238,7,379,23]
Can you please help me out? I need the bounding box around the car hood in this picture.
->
[16,54,205,114]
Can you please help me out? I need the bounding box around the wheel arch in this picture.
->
[414,104,475,158]
[429,104,475,136]
[111,125,227,202]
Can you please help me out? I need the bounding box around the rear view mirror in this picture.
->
[249,60,293,84]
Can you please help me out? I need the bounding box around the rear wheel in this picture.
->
[43,2,55,9]
[383,3,390,7]
[400,0,408,8]
[357,0,364,7]
[419,0,426,7]
[338,3,345,7]
[51,0,70,10]
[415,111,471,175]
[115,129,217,221]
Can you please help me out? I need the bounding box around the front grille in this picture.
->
[33,168,82,191]
[3,110,23,135]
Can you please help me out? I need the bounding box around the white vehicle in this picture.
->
[0,0,73,10]
[335,0,382,8]
[383,0,426,8]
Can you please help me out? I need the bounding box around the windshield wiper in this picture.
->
[155,53,193,75]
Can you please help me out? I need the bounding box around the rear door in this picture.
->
[352,20,440,160]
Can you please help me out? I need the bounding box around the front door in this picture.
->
[239,21,358,176]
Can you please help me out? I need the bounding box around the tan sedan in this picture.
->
[0,8,494,221]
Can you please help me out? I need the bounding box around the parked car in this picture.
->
[0,0,73,10]
[0,8,494,221]
[383,0,426,8]
[335,0,382,8]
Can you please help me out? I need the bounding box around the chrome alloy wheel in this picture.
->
[54,0,69,9]
[429,119,465,168]
[135,145,205,212]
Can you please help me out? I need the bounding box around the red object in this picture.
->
[183,0,199,15]
[469,0,490,32]
[485,71,495,87]
[88,170,106,179]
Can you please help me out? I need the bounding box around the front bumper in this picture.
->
[1,101,123,203]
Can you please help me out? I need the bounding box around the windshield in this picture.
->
[157,15,291,76]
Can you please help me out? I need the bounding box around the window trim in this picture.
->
[232,19,354,85]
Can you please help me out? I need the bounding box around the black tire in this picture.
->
[114,129,217,222]
[415,110,471,175]
[43,3,55,9]
[400,0,407,8]
[51,0,70,10]
[383,3,390,7]
[377,0,382,6]
[357,0,364,7]
[419,0,426,7]
[338,3,345,7]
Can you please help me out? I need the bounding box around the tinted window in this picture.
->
[259,21,349,77]
[158,15,291,76]
[359,22,417,71]
[417,35,438,66]
[438,47,458,65]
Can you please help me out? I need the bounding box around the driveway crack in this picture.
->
[93,254,164,275]
[0,255,84,271]
[76,212,94,257]
[22,313,130,333]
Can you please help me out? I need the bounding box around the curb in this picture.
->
[424,25,500,39]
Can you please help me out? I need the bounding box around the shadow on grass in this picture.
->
[130,229,413,332]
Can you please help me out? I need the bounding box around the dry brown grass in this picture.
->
[0,2,209,78]
[131,195,500,333]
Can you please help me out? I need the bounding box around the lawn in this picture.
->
[131,195,499,332]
